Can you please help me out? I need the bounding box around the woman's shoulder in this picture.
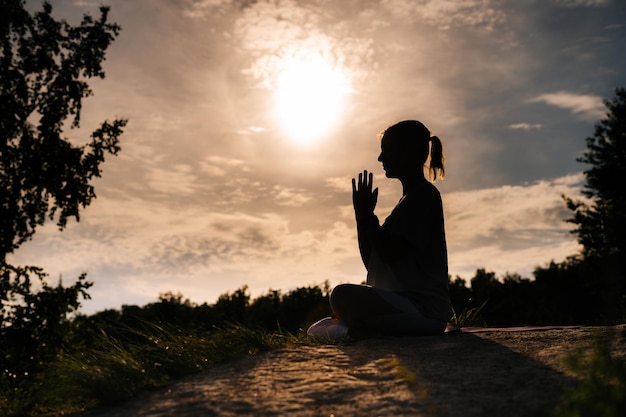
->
[407,180,441,200]
[401,182,441,215]
[422,180,441,193]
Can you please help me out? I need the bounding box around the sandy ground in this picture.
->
[81,325,625,417]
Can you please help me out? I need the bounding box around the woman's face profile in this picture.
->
[378,135,412,178]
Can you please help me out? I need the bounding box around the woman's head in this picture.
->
[378,120,445,181]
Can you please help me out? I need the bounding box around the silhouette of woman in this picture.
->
[308,120,452,339]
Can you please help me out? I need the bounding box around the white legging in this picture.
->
[330,283,446,335]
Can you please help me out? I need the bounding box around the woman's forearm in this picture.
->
[355,212,378,268]
[357,212,409,262]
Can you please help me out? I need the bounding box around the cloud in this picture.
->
[8,196,359,313]
[382,0,506,31]
[508,123,543,130]
[445,174,585,278]
[232,0,376,88]
[182,0,234,18]
[528,92,606,120]
[8,173,585,313]
[236,126,267,135]
[145,165,197,195]
[325,176,352,193]
[71,0,101,7]
[554,0,610,7]
[200,155,248,177]
[271,185,312,207]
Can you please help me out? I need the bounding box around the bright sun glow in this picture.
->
[273,55,350,146]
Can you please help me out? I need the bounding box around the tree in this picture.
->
[565,88,626,260]
[1,0,126,260]
[0,0,125,366]
[564,87,626,321]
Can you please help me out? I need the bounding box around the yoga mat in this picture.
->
[445,325,581,334]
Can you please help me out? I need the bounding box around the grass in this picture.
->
[6,313,623,417]
[450,299,488,328]
[381,356,439,415]
[1,322,306,417]
[551,328,626,417]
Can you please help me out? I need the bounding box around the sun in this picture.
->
[273,55,350,146]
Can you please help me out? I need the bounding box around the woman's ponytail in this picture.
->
[428,135,445,181]
[381,120,445,181]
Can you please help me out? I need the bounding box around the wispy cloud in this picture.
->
[382,0,507,31]
[445,174,584,278]
[200,155,248,177]
[8,196,359,312]
[508,123,543,130]
[271,185,312,207]
[554,0,610,7]
[146,165,197,195]
[9,173,585,312]
[182,0,234,18]
[325,176,352,193]
[233,0,376,89]
[528,92,605,120]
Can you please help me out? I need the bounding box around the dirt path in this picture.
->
[82,325,625,417]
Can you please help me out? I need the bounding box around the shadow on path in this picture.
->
[80,326,623,417]
[338,330,580,416]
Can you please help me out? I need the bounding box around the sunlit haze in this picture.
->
[273,55,351,146]
[10,0,626,314]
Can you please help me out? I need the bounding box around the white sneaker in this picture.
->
[307,317,350,340]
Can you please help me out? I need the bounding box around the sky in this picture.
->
[9,0,626,314]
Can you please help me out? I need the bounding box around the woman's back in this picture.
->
[366,180,451,322]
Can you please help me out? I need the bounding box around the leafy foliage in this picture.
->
[0,1,125,410]
[562,88,626,321]
[0,284,329,416]
[1,0,126,258]
[554,329,626,417]
[565,88,626,261]
[0,266,92,368]
[0,275,623,416]
[448,258,624,327]
[452,88,626,326]
[82,283,333,335]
